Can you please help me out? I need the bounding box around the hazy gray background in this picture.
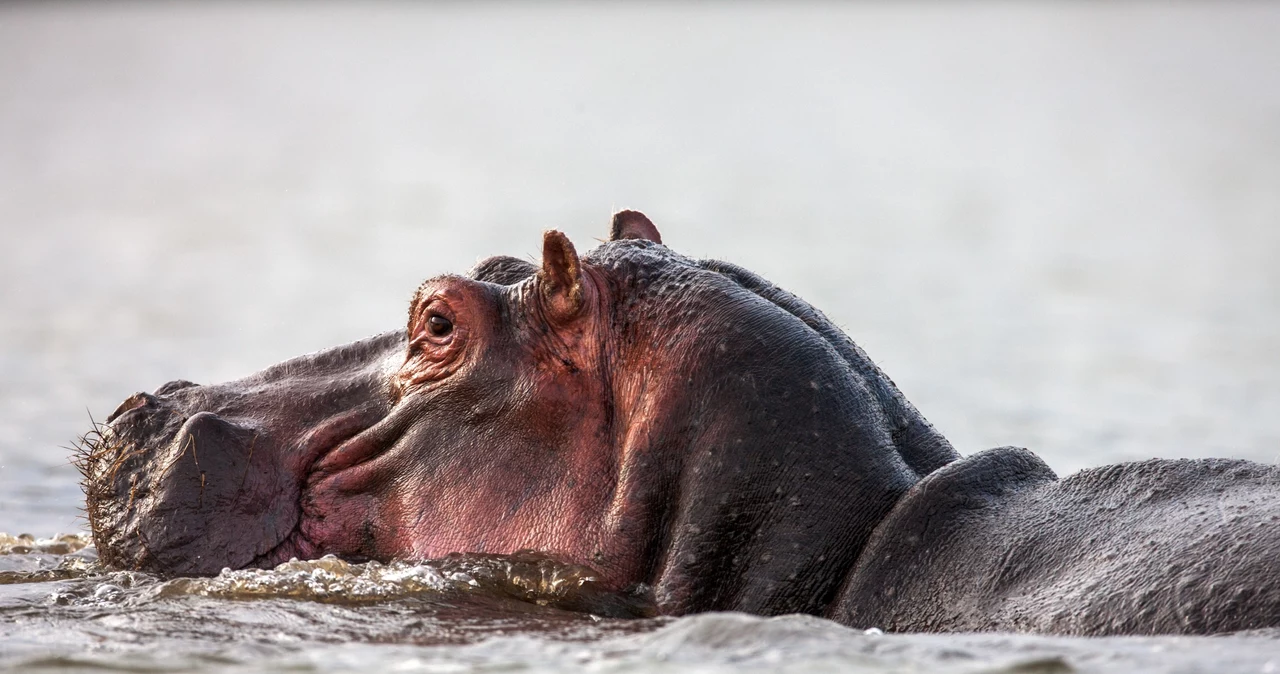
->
[2,2,1278,535]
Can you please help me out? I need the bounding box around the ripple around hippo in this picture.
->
[2,542,1280,674]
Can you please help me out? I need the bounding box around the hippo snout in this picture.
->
[83,397,298,575]
[78,331,405,576]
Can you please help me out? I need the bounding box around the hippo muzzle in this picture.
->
[80,333,403,575]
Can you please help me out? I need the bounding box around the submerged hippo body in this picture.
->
[80,212,1280,635]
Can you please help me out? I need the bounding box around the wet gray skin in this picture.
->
[78,213,1280,636]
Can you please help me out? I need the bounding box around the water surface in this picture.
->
[4,538,1280,673]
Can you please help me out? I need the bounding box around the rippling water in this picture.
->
[4,539,1279,674]
[2,2,1279,672]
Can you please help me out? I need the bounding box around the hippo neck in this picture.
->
[589,248,943,615]
[695,259,959,478]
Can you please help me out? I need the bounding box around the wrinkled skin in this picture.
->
[80,211,1280,634]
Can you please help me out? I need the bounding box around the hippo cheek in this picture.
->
[301,453,613,572]
[299,459,442,563]
[297,484,384,559]
[133,413,299,575]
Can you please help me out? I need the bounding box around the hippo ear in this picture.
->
[540,230,585,319]
[609,210,662,244]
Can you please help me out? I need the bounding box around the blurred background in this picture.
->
[1,2,1277,535]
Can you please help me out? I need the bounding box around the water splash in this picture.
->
[3,534,1280,672]
[161,551,654,617]
[0,532,98,583]
[0,532,92,555]
[162,556,453,602]
[0,538,651,618]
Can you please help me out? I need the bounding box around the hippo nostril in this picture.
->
[106,392,160,423]
[155,379,199,396]
[171,412,255,461]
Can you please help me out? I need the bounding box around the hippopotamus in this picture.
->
[78,211,1280,636]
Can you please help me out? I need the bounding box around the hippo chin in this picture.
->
[78,211,1280,636]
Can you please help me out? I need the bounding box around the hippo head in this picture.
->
[79,211,956,615]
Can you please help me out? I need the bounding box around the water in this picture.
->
[4,540,1279,673]
[2,2,1279,672]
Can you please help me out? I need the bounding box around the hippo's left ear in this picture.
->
[540,230,585,320]
[609,210,662,244]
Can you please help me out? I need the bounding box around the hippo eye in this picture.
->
[427,314,453,337]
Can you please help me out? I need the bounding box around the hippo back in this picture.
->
[831,447,1280,634]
